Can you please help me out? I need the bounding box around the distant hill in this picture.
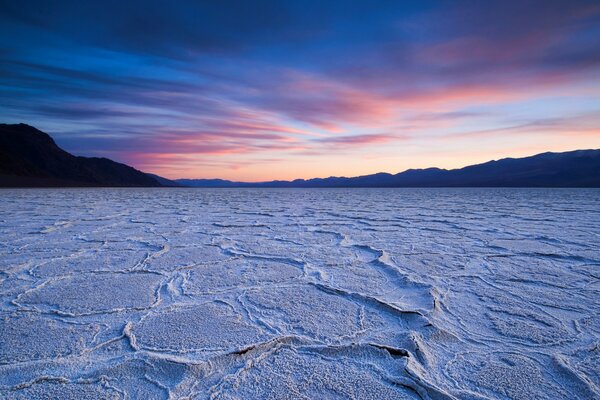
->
[176,178,248,188]
[178,149,600,188]
[146,173,183,187]
[0,123,162,187]
[2,123,598,188]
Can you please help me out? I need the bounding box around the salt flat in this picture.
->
[0,188,598,399]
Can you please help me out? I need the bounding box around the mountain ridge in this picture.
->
[1,123,599,187]
[0,123,161,187]
[178,149,600,188]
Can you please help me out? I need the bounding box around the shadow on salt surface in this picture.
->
[240,284,428,345]
[306,257,435,314]
[242,285,372,343]
[15,272,163,316]
[204,344,424,400]
[486,238,576,257]
[0,313,99,364]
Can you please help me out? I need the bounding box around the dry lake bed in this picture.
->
[0,188,599,399]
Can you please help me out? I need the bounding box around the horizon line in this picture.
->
[157,148,600,183]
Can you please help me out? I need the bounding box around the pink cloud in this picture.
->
[318,133,403,146]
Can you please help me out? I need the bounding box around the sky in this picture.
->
[1,1,600,181]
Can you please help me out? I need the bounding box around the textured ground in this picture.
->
[0,188,598,399]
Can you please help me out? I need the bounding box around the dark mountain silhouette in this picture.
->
[2,123,598,188]
[176,178,244,188]
[0,123,161,187]
[146,173,182,187]
[178,150,600,188]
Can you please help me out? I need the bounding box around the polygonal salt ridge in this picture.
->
[307,269,440,326]
[485,305,575,346]
[0,313,100,364]
[436,288,578,349]
[445,351,572,400]
[14,271,164,316]
[0,273,36,301]
[239,284,404,344]
[145,244,232,272]
[220,234,377,266]
[481,253,586,281]
[77,229,163,248]
[273,228,347,246]
[182,258,304,295]
[8,235,101,253]
[390,252,471,277]
[305,261,424,307]
[487,238,566,256]
[203,341,434,400]
[214,243,308,271]
[0,247,79,272]
[473,288,579,346]
[212,221,273,230]
[495,282,597,318]
[553,347,600,396]
[579,314,600,336]
[1,378,123,400]
[64,357,190,400]
[130,301,274,356]
[30,249,151,278]
[38,219,75,234]
[99,238,168,254]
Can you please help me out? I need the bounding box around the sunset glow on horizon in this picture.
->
[1,1,600,181]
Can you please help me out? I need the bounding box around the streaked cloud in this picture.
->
[1,0,599,180]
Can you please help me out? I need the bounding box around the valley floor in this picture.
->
[0,188,598,399]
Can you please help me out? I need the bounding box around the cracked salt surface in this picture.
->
[0,188,599,399]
